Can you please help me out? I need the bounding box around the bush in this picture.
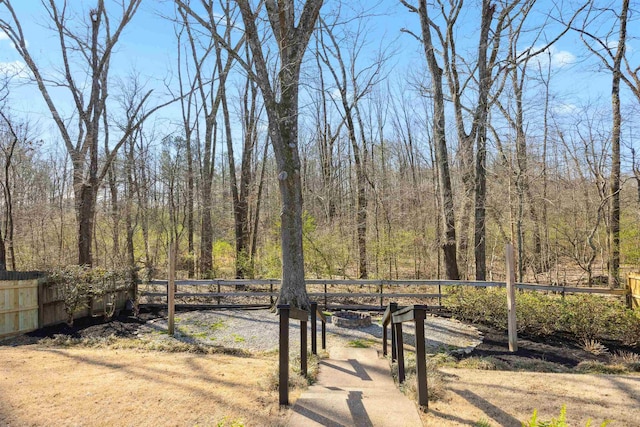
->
[444,287,640,346]
[47,266,137,325]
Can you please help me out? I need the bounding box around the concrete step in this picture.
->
[288,346,423,427]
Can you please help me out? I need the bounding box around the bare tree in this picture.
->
[316,13,386,279]
[574,0,630,287]
[0,0,172,266]
[177,0,323,306]
[401,0,459,279]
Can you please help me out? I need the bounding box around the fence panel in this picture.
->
[0,279,39,338]
[629,274,640,309]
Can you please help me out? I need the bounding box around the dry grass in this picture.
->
[0,344,297,426]
[581,338,609,355]
[423,368,639,426]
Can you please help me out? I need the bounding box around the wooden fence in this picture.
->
[0,277,40,338]
[629,274,640,309]
[1,272,135,339]
[39,280,133,328]
[140,278,629,311]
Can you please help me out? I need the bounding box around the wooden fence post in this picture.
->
[278,305,290,406]
[300,318,307,377]
[168,242,176,336]
[310,302,317,355]
[414,307,428,409]
[505,243,518,352]
[394,321,405,383]
[390,302,398,361]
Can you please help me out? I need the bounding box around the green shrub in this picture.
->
[522,405,610,427]
[444,287,640,346]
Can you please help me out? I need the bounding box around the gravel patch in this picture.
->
[136,309,482,354]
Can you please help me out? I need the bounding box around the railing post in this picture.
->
[505,243,518,352]
[379,281,384,308]
[300,318,308,377]
[324,282,328,309]
[383,319,388,357]
[321,318,326,350]
[168,242,176,337]
[278,304,290,405]
[394,320,405,383]
[414,307,428,409]
[390,302,398,361]
[270,281,274,306]
[311,302,318,355]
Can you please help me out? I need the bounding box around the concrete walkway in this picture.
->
[289,346,423,427]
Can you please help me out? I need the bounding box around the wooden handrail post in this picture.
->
[506,243,518,352]
[300,318,308,377]
[321,318,326,350]
[383,320,388,357]
[390,302,398,361]
[278,304,290,405]
[311,302,317,355]
[414,307,428,409]
[394,320,405,383]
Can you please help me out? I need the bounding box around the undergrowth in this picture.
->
[522,405,610,427]
[38,334,251,356]
[444,288,640,346]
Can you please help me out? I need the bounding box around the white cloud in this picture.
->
[552,102,577,115]
[550,49,576,68]
[527,46,576,70]
[0,31,8,41]
[0,60,30,80]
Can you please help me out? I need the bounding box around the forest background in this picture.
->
[0,0,638,289]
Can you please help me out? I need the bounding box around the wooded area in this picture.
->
[0,0,638,300]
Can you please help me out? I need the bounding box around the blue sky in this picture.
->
[0,0,634,151]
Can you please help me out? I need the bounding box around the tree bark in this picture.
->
[608,0,627,288]
[235,0,323,308]
[412,0,459,279]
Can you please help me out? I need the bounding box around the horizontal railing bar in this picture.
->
[149,279,279,286]
[145,279,627,296]
[289,307,309,322]
[306,279,384,285]
[392,305,427,323]
[143,303,271,309]
[141,292,278,298]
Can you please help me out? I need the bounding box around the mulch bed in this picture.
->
[1,307,165,345]
[462,324,638,369]
[5,308,639,373]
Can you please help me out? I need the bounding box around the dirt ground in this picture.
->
[1,310,639,426]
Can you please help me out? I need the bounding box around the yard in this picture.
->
[1,309,639,426]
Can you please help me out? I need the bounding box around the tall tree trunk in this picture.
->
[108,165,120,263]
[76,182,97,266]
[185,134,195,278]
[232,0,323,308]
[608,0,627,288]
[227,65,257,279]
[472,0,494,281]
[413,0,459,279]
